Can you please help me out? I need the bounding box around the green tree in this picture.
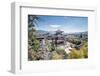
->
[28,15,41,60]
[28,15,40,27]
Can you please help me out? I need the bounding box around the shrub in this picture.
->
[51,51,62,59]
[68,41,88,59]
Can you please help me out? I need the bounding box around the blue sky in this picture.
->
[34,15,88,33]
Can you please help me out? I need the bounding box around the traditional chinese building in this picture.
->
[36,30,66,46]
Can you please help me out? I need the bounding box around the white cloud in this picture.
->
[50,25,61,28]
